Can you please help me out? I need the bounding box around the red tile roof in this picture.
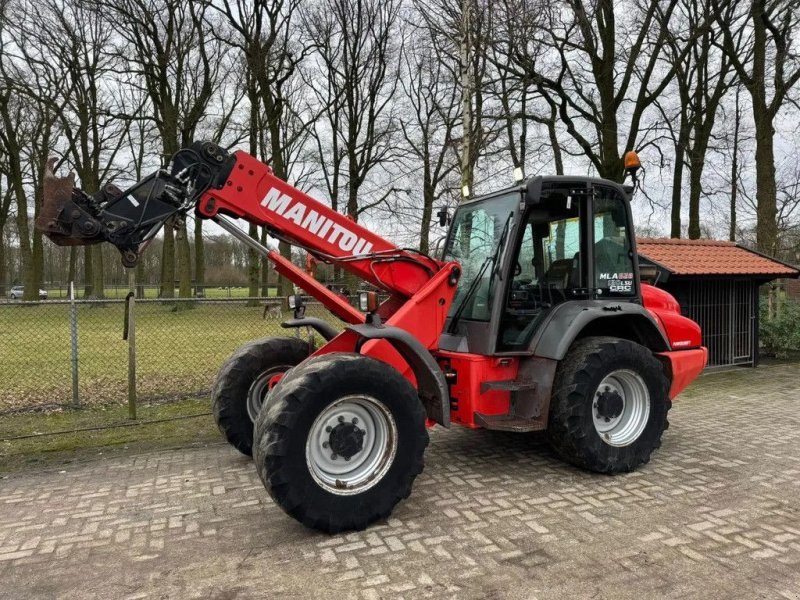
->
[636,238,799,277]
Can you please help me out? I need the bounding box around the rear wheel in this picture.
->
[212,337,310,456]
[547,336,670,474]
[254,353,428,533]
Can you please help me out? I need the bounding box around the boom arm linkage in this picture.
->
[38,140,461,425]
[40,141,441,300]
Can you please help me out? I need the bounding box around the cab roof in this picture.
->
[463,175,633,206]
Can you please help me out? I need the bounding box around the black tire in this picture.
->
[547,336,671,474]
[253,353,429,534]
[212,336,310,456]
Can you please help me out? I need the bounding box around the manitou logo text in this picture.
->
[260,187,374,255]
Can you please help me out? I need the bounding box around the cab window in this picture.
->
[593,188,636,296]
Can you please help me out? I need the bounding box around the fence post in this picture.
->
[126,269,137,420]
[69,281,80,407]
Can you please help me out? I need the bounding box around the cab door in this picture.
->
[591,185,638,300]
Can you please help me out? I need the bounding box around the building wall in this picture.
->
[660,279,758,368]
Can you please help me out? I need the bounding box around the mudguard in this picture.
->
[530,300,671,360]
[345,323,450,427]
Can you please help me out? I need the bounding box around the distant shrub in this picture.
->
[760,299,800,358]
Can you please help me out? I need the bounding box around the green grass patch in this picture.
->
[0,301,336,411]
[0,398,222,473]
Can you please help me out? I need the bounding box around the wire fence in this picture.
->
[0,296,337,414]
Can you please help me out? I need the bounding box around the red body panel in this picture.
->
[311,262,461,386]
[642,283,707,400]
[436,352,518,427]
[198,151,440,298]
[658,347,708,399]
[642,283,702,349]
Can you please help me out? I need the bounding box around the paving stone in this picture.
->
[1,362,799,598]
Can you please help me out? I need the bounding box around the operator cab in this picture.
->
[441,176,640,355]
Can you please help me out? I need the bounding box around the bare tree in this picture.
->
[0,1,66,300]
[715,0,800,255]
[213,0,313,297]
[661,0,737,238]
[500,0,713,182]
[418,0,493,198]
[306,0,404,289]
[96,0,224,297]
[398,31,460,254]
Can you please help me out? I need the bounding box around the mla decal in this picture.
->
[599,272,634,293]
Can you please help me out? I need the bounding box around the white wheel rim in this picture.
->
[306,395,397,496]
[592,369,650,447]
[246,365,291,423]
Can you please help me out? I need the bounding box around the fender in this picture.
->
[345,323,450,427]
[530,300,670,360]
[281,317,339,342]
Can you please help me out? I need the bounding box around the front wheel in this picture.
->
[547,337,670,474]
[254,353,428,533]
[212,337,310,456]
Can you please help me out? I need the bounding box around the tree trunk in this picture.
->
[84,246,94,297]
[194,219,204,296]
[729,91,739,242]
[260,227,269,297]
[136,259,145,298]
[67,246,77,287]
[91,245,104,298]
[419,177,434,255]
[177,221,192,298]
[687,153,702,239]
[670,119,689,238]
[459,0,474,200]
[547,106,563,176]
[247,223,259,298]
[160,224,175,298]
[752,108,777,255]
[0,228,6,297]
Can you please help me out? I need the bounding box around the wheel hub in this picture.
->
[306,396,398,496]
[591,370,651,447]
[328,421,366,460]
[595,388,624,420]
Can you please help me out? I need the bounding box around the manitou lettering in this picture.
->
[260,187,373,255]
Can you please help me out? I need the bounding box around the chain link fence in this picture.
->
[0,297,336,414]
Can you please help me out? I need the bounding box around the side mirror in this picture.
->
[436,207,450,227]
[639,265,660,285]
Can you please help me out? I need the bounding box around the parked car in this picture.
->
[8,285,48,300]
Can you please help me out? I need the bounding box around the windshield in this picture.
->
[443,193,518,322]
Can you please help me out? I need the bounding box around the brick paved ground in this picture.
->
[1,361,799,599]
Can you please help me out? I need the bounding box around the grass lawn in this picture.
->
[0,300,337,412]
[0,398,222,473]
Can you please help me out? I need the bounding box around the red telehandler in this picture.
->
[39,141,707,533]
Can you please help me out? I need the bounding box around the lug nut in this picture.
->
[331,453,338,460]
[352,417,358,424]
[345,456,351,461]
[338,416,345,423]
[325,426,332,433]
[322,442,329,448]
